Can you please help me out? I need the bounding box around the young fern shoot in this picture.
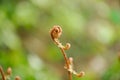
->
[0,66,21,80]
[50,25,85,80]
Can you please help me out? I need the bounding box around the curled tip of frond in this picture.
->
[50,25,62,41]
[68,57,73,65]
[15,76,21,80]
[63,43,71,50]
[6,67,12,75]
[69,57,73,62]
[76,71,85,77]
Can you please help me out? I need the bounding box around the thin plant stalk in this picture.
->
[0,66,5,80]
[60,47,72,80]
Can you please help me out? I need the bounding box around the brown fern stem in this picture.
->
[59,47,72,80]
[0,66,5,80]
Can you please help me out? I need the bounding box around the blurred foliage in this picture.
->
[0,0,120,80]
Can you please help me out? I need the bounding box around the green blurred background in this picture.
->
[0,0,120,80]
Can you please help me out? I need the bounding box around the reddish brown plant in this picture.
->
[0,66,21,80]
[50,25,85,80]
